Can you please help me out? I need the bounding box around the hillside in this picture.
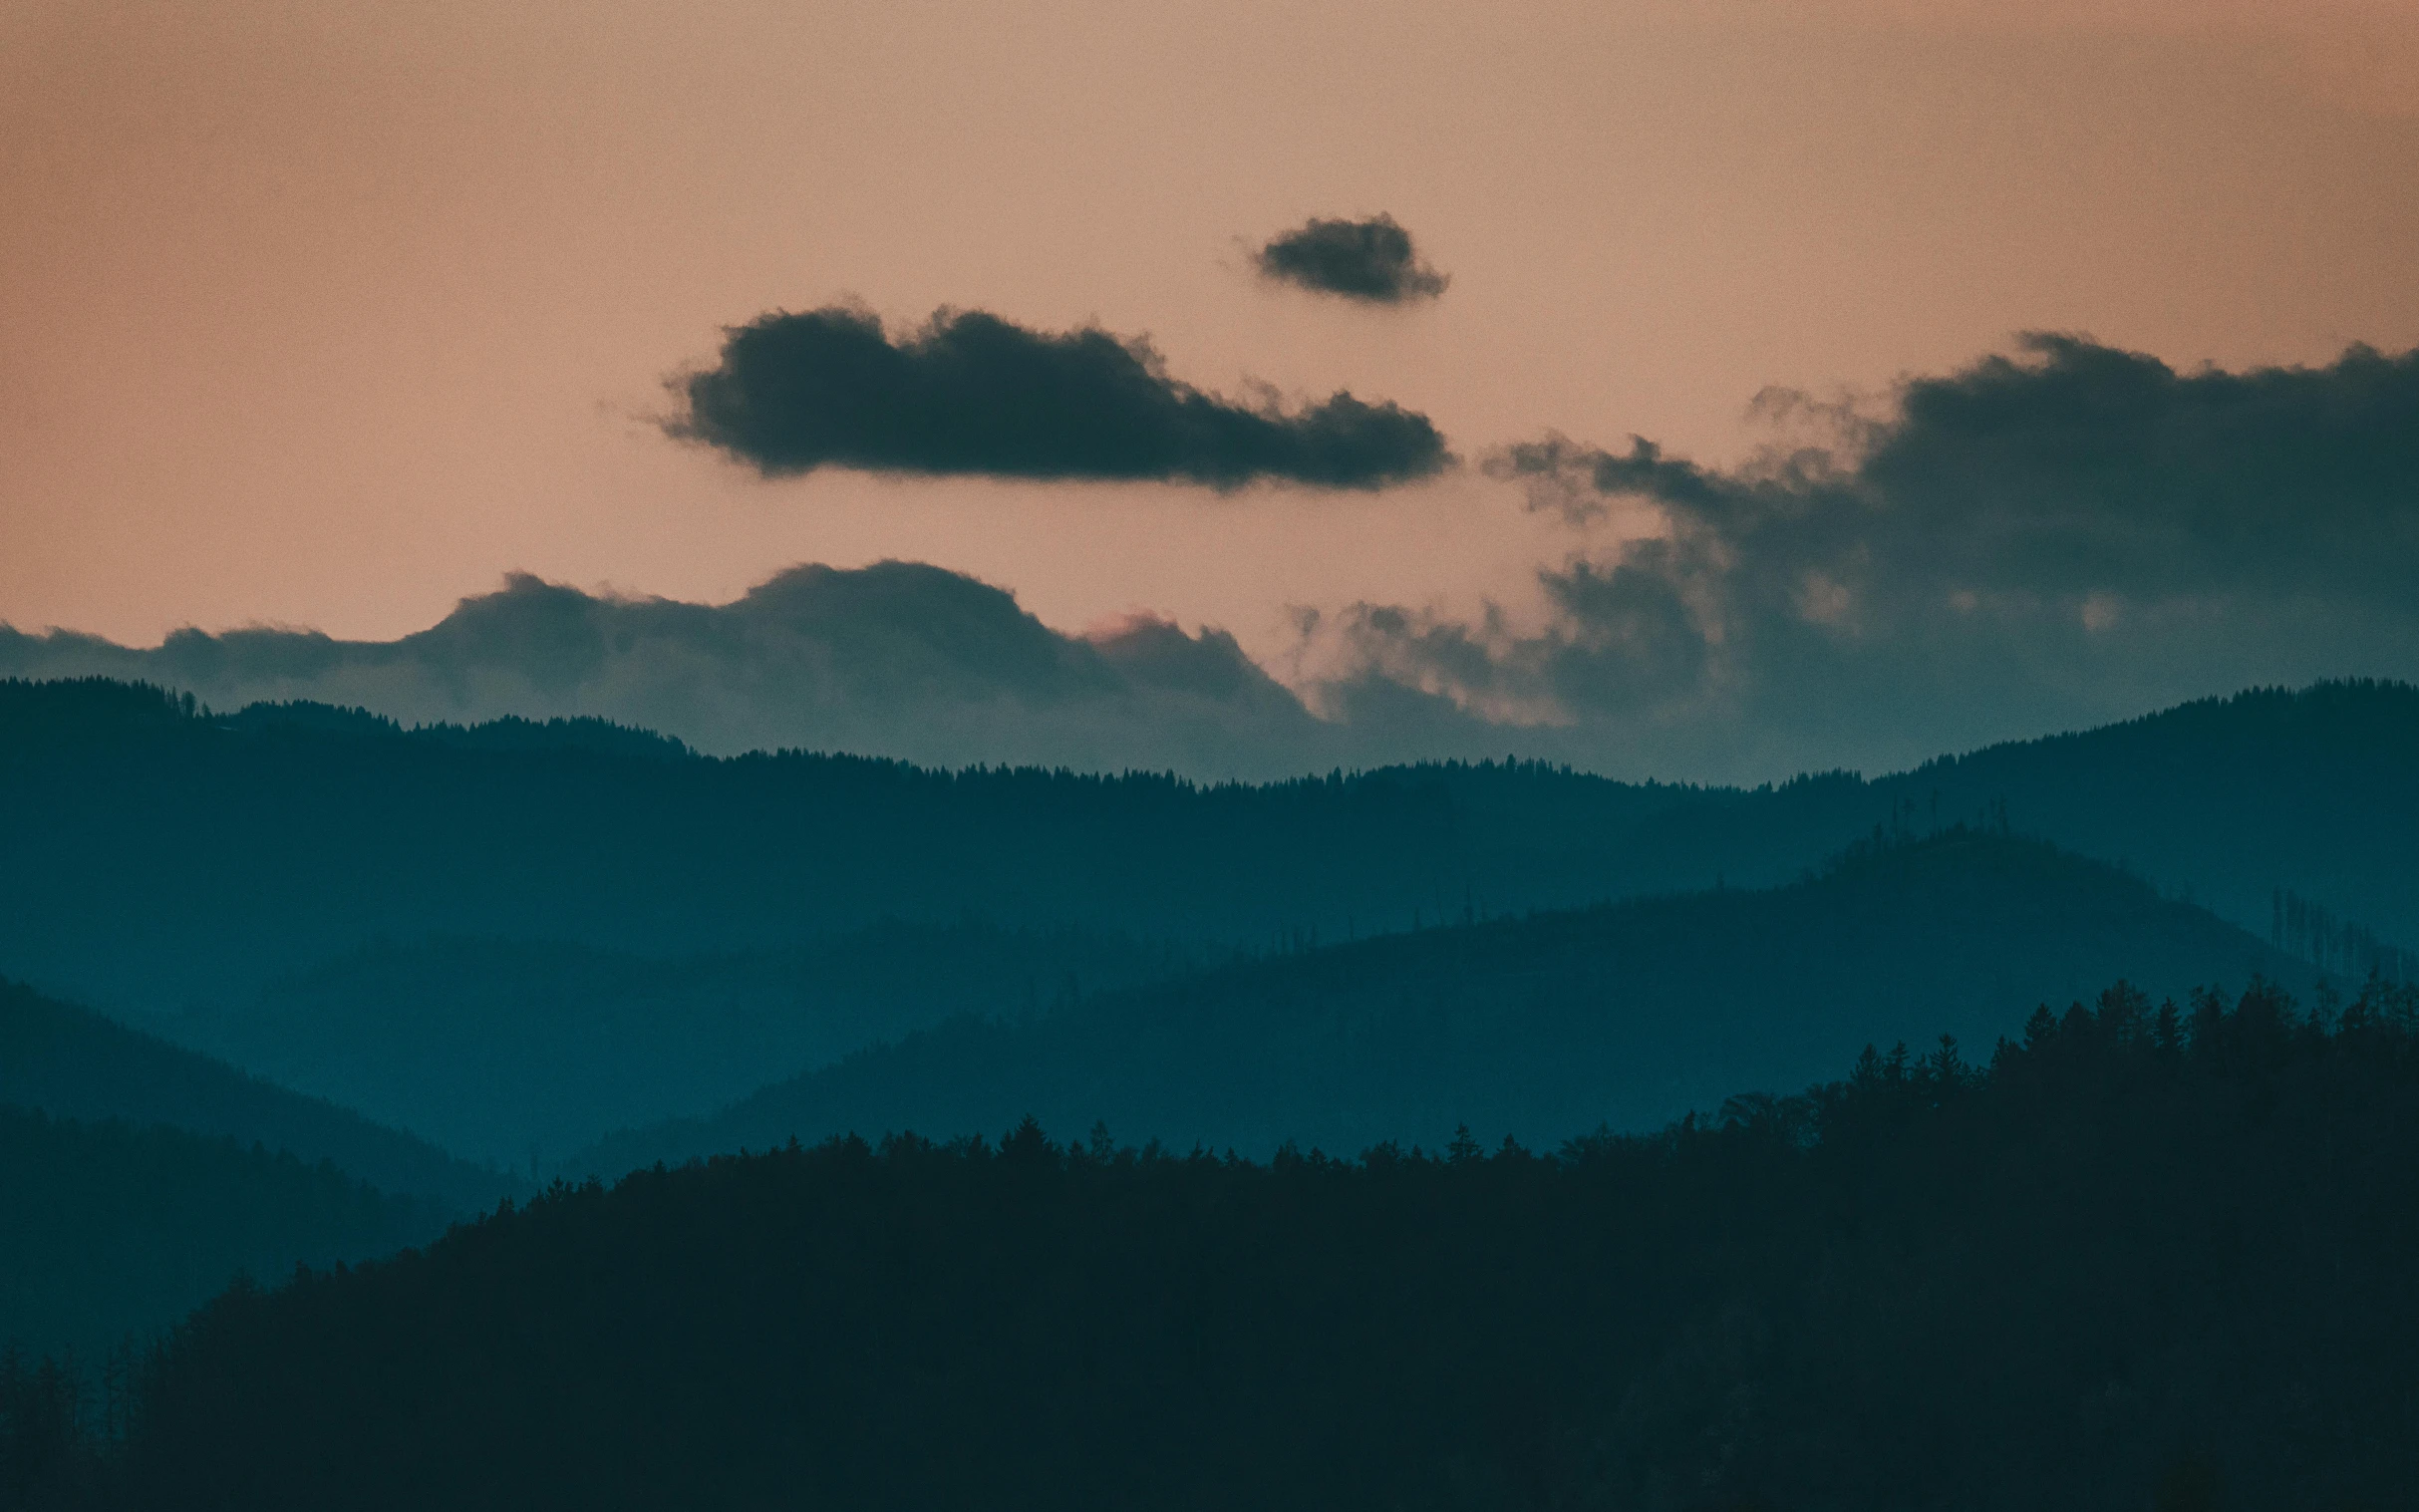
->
[576,831,2315,1171]
[39,978,2418,1512]
[0,980,513,1210]
[1867,679,2419,953]
[0,679,1717,1015]
[163,924,1206,1169]
[6,680,2411,1033]
[5,677,2412,1170]
[0,1107,448,1360]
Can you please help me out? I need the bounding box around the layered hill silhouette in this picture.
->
[0,679,1707,1014]
[169,925,1203,1169]
[574,831,2315,1172]
[5,676,2411,1171]
[7,677,2412,1023]
[0,1106,447,1360]
[1,980,511,1211]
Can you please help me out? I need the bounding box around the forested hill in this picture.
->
[32,978,2418,1512]
[576,831,2314,1172]
[1869,678,2419,952]
[0,678,1732,1013]
[0,980,512,1211]
[165,924,1202,1172]
[0,1107,447,1361]
[4,677,2411,1019]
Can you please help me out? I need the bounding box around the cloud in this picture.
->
[14,336,2414,784]
[1253,214,1449,304]
[1325,335,2419,776]
[666,304,1450,488]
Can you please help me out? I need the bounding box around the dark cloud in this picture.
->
[666,304,1450,488]
[1253,214,1449,304]
[1335,336,2419,776]
[15,337,2413,784]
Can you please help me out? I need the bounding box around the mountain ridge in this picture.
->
[571,829,2319,1174]
[1,978,515,1211]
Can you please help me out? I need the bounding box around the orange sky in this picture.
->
[5,0,2417,667]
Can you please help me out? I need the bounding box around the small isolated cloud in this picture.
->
[1253,214,1449,304]
[666,304,1449,488]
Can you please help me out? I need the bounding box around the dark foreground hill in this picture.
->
[577,831,2312,1172]
[0,1107,446,1360]
[0,980,511,1211]
[21,978,2418,1512]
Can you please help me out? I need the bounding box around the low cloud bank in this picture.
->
[0,563,1398,778]
[1325,335,2419,775]
[12,336,2415,782]
[667,305,1450,488]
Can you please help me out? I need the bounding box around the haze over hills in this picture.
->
[0,980,513,1212]
[574,830,2317,1173]
[0,678,2407,1508]
[5,675,2411,1173]
[170,925,1203,1170]
[4,678,2412,1004]
[0,679,1680,1015]
[1865,680,2419,953]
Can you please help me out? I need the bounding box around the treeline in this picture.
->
[574,830,2306,1173]
[15,976,2419,1510]
[0,678,1737,1013]
[2271,885,2416,983]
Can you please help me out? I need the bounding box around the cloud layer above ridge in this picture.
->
[10,336,2417,783]
[0,562,1411,778]
[1321,334,2419,775]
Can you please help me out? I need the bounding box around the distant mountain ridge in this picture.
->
[0,1105,449,1359]
[4,676,2411,1170]
[1875,679,2419,948]
[572,830,2316,1172]
[0,979,513,1211]
[4,677,2410,1004]
[166,924,1206,1169]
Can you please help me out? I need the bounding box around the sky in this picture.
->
[4,0,2417,780]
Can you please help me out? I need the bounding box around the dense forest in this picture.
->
[0,980,510,1211]
[11,976,2416,1511]
[575,829,2309,1172]
[0,1108,444,1361]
